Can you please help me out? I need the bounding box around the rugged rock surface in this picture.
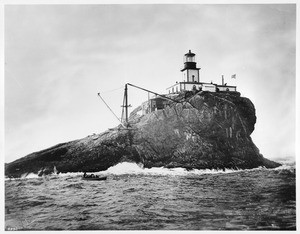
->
[5,91,280,178]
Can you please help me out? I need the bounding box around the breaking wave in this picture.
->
[6,156,294,181]
[103,162,295,176]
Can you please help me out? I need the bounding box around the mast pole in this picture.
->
[125,83,128,126]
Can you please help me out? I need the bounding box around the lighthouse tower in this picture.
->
[166,50,237,94]
[166,50,211,94]
[181,50,200,82]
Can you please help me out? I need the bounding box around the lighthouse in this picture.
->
[166,50,237,94]
[181,50,200,83]
[166,50,203,94]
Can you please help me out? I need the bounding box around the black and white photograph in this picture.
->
[3,1,297,231]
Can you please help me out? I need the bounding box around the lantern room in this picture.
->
[181,50,200,82]
[183,50,196,67]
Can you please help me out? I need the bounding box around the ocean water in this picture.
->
[5,162,296,231]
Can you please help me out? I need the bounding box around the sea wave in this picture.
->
[275,158,295,167]
[105,162,244,176]
[6,159,294,181]
[100,161,295,176]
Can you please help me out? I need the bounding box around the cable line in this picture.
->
[101,86,123,94]
[97,93,125,128]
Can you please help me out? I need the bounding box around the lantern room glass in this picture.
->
[184,54,195,63]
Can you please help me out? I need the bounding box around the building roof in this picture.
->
[180,67,200,72]
[184,50,195,56]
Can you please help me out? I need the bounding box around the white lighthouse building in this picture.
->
[181,50,200,83]
[167,50,237,94]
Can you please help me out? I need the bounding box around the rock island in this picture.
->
[5,50,280,177]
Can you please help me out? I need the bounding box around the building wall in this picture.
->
[188,69,199,82]
[183,70,187,82]
[183,83,202,91]
[182,69,199,82]
[167,83,201,94]
[202,84,216,92]
[217,86,236,92]
[167,83,179,94]
[144,97,168,112]
[141,101,150,115]
[167,82,236,94]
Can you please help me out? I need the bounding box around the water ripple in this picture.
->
[5,164,296,230]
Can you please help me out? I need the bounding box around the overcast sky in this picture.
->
[4,4,296,163]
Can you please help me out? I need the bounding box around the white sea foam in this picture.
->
[103,162,265,176]
[103,162,295,176]
[106,162,144,174]
[22,173,39,179]
[272,164,295,172]
[6,159,294,181]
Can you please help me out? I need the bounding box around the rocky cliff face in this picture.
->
[5,91,280,178]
